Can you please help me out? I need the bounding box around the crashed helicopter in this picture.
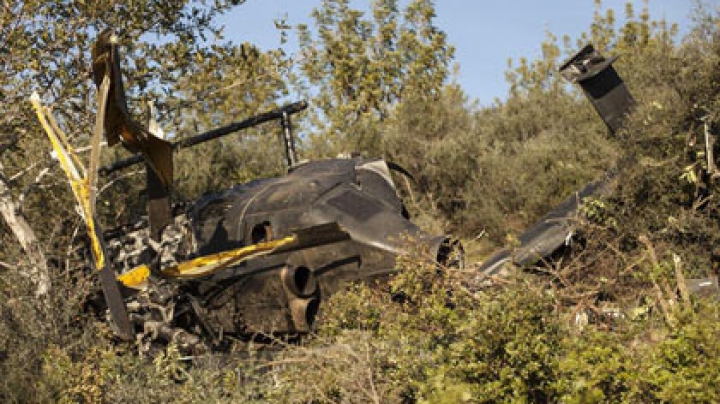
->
[33,28,707,351]
[30,29,461,350]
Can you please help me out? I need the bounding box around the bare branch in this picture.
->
[18,163,54,205]
[9,160,42,183]
[0,160,51,297]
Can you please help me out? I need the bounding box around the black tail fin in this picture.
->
[560,44,635,134]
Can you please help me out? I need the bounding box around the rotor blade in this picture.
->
[91,28,174,188]
[161,235,298,279]
[31,91,134,340]
[98,261,134,340]
[91,72,134,340]
[118,223,350,286]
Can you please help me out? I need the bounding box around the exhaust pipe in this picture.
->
[281,263,321,332]
[288,296,320,332]
[281,264,319,298]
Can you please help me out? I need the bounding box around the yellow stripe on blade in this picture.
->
[162,235,296,279]
[117,235,297,288]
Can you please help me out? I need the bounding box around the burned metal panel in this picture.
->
[355,160,405,214]
[188,157,428,270]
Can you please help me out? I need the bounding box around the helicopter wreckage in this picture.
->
[30,31,716,352]
[30,30,461,351]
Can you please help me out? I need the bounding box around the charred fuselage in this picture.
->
[188,157,453,334]
[107,157,458,347]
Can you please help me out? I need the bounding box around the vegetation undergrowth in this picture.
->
[2,0,720,402]
[3,244,720,402]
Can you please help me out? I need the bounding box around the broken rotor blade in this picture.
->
[91,74,134,340]
[118,223,350,286]
[92,28,173,241]
[91,28,173,187]
[30,89,134,341]
[160,235,299,280]
[165,222,350,279]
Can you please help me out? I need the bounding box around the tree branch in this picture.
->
[0,160,51,297]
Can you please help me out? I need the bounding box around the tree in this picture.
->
[0,0,245,296]
[296,0,455,157]
[0,152,50,297]
[169,42,291,200]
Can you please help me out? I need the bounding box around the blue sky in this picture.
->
[218,0,701,105]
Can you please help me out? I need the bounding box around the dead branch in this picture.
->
[703,115,719,178]
[673,254,691,309]
[0,160,51,297]
[652,280,674,326]
[8,160,42,183]
[18,162,55,205]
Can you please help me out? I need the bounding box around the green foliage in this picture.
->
[170,42,291,200]
[297,0,454,156]
[260,245,720,403]
[554,331,639,403]
[2,1,720,403]
[1,0,252,235]
[381,85,476,230]
[637,303,720,403]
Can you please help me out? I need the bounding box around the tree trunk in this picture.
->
[0,161,51,297]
